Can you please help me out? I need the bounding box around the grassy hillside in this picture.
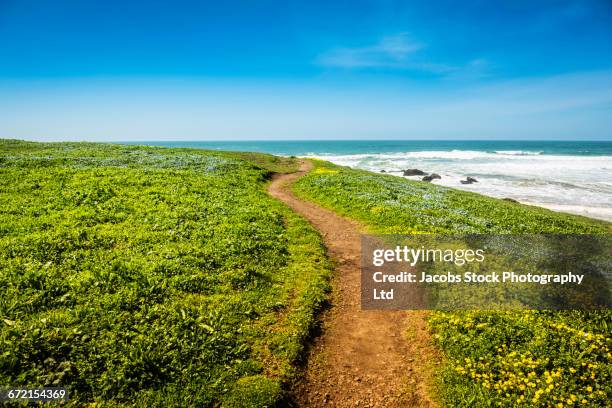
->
[0,140,332,406]
[293,160,611,407]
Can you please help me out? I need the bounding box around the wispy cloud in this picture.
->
[317,34,422,68]
[316,33,458,74]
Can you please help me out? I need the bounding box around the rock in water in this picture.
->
[403,169,426,176]
[460,176,478,184]
[422,173,441,182]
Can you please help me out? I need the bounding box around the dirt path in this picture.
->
[268,161,439,407]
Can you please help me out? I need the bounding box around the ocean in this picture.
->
[125,140,612,222]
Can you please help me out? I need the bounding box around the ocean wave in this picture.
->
[306,150,612,164]
[492,150,544,156]
[306,150,495,160]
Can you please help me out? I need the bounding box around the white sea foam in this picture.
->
[493,150,544,156]
[305,150,612,222]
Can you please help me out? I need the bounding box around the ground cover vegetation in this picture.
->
[0,140,332,407]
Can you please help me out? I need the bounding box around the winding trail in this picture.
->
[268,161,439,407]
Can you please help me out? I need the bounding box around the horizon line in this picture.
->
[5,138,611,143]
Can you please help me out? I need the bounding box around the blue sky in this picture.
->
[1,0,611,140]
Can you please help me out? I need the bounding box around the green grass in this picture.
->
[0,140,332,407]
[293,159,611,407]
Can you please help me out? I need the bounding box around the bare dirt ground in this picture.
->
[267,160,440,407]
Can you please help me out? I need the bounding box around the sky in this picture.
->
[1,0,612,141]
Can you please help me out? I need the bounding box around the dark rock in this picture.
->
[380,169,386,173]
[403,168,426,176]
[503,197,519,203]
[422,173,441,182]
[460,176,478,184]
